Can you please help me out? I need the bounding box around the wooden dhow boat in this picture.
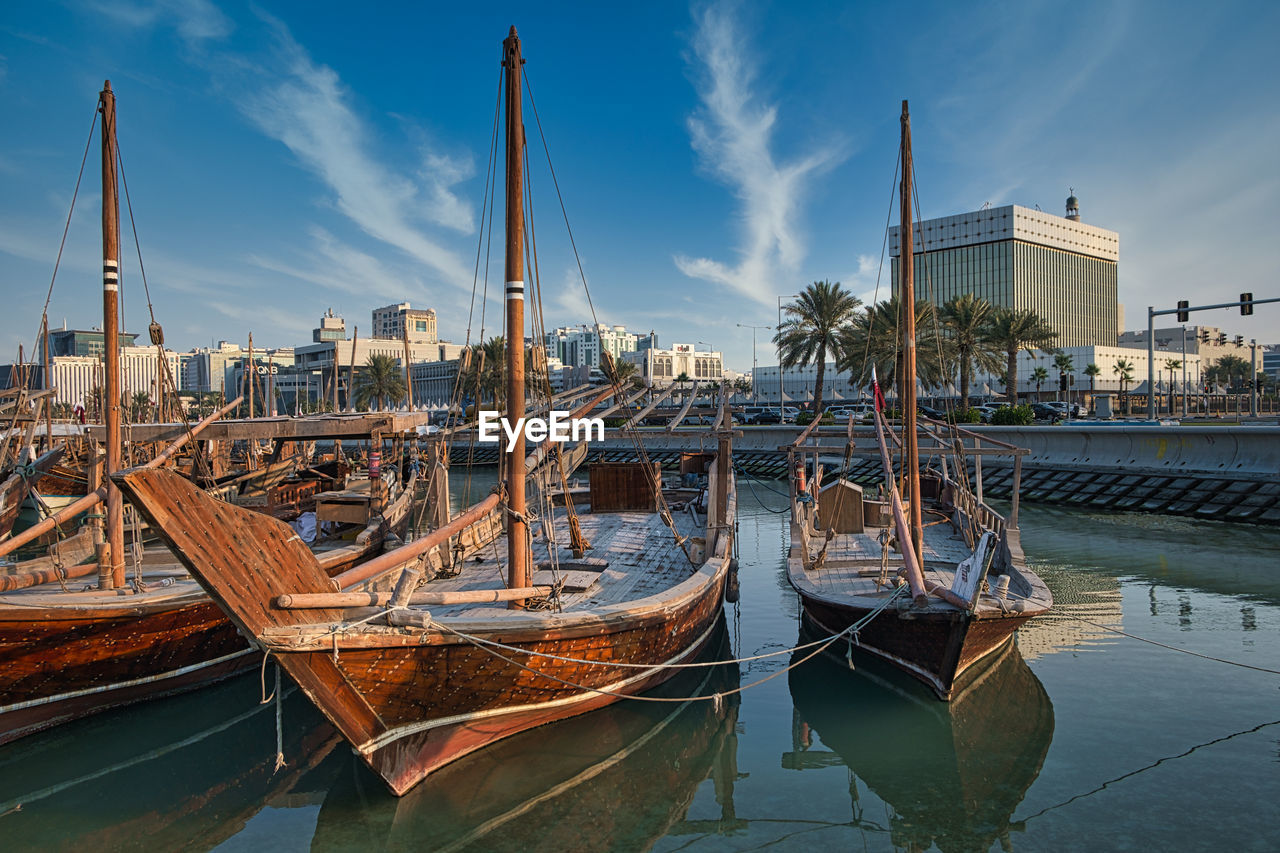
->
[116,28,737,796]
[0,82,414,745]
[784,101,1051,700]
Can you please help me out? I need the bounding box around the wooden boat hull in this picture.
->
[798,593,1030,700]
[0,476,412,744]
[0,596,250,746]
[337,609,726,794]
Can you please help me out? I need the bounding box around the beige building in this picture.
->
[372,302,438,344]
[625,343,723,388]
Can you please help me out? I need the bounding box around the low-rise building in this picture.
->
[624,343,723,388]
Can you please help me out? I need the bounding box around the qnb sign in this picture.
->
[477,410,604,452]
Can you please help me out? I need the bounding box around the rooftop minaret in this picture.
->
[1066,188,1081,221]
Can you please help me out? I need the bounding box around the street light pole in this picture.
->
[737,323,771,404]
[777,294,798,421]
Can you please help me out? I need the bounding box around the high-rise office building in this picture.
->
[890,195,1119,347]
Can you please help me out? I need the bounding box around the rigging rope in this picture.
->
[36,105,99,348]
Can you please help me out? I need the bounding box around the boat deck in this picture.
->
[413,508,704,620]
[789,517,1048,617]
[0,545,204,611]
[2,529,377,611]
[792,521,970,602]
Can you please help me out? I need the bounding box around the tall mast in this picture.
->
[100,81,125,589]
[503,27,529,599]
[900,100,922,561]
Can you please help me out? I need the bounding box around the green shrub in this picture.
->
[602,417,628,428]
[948,407,982,424]
[797,411,836,425]
[991,404,1034,426]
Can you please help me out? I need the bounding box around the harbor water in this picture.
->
[1,475,1277,851]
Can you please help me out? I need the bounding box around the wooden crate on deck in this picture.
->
[589,462,660,512]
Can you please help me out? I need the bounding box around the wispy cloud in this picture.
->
[675,1,845,304]
[236,15,474,288]
[85,0,233,47]
[82,4,477,296]
[247,226,429,308]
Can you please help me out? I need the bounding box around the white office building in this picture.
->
[544,324,640,369]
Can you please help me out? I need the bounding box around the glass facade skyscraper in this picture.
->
[890,203,1118,347]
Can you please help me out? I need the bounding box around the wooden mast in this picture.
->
[100,80,125,590]
[503,27,529,600]
[247,332,254,419]
[900,100,923,560]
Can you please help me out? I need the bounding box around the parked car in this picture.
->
[918,404,947,420]
[744,406,799,424]
[1030,403,1063,422]
[826,403,873,421]
[973,404,1006,423]
[1046,401,1086,418]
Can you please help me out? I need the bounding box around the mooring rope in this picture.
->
[415,586,908,706]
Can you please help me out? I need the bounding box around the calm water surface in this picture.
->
[2,475,1277,852]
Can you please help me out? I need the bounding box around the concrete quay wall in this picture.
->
[446,424,1280,523]
[965,425,1280,479]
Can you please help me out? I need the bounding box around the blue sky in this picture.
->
[1,1,1276,371]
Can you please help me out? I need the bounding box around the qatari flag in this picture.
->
[871,366,886,412]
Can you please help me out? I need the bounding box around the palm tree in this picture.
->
[1113,358,1135,414]
[1164,359,1182,415]
[354,353,407,412]
[609,357,644,391]
[938,293,1002,411]
[837,296,948,404]
[459,337,506,407]
[674,371,692,405]
[1030,366,1049,400]
[1215,355,1250,392]
[1053,352,1074,403]
[1084,363,1101,414]
[774,280,862,415]
[982,308,1058,404]
[130,391,152,423]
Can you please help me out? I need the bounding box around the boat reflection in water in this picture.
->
[0,673,342,850]
[786,634,1054,852]
[312,620,743,853]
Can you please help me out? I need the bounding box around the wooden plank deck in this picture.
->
[415,509,700,620]
[795,522,972,600]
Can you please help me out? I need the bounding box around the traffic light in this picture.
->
[1199,330,1211,343]
[1234,335,1244,347]
[1176,300,1189,322]
[1217,333,1227,345]
[1059,373,1068,391]
[1241,292,1253,316]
